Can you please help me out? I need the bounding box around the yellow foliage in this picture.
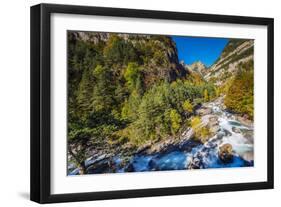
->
[215,87,220,97]
[224,61,254,119]
[182,100,193,113]
[170,109,182,134]
[190,116,210,143]
[203,89,209,102]
[191,116,201,129]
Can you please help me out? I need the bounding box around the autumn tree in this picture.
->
[203,89,209,102]
[191,116,210,143]
[224,60,254,119]
[170,109,182,134]
[182,100,193,117]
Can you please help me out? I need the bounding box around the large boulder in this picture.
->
[187,157,202,169]
[124,163,135,172]
[208,116,220,134]
[232,126,241,134]
[208,116,219,126]
[196,107,212,116]
[187,153,204,169]
[218,143,233,163]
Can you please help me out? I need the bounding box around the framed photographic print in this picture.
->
[30,3,274,203]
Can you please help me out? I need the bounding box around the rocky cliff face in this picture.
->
[204,39,254,85]
[186,61,207,77]
[68,31,187,85]
[68,31,110,44]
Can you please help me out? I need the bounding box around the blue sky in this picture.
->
[171,36,229,67]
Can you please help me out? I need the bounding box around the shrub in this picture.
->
[170,109,182,134]
[190,116,211,143]
[182,100,193,114]
[224,60,254,119]
[124,62,143,92]
[203,89,209,102]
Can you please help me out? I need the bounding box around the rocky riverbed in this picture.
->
[68,97,254,175]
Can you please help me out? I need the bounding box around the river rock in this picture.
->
[86,160,111,174]
[196,107,212,116]
[188,152,205,169]
[242,130,254,144]
[124,163,135,172]
[135,144,151,154]
[187,157,202,169]
[179,139,201,152]
[209,125,220,134]
[148,142,167,154]
[85,153,113,168]
[206,115,220,135]
[223,129,232,136]
[181,127,195,140]
[241,151,254,162]
[216,131,225,139]
[218,143,233,163]
[236,116,253,128]
[232,127,241,134]
[209,116,219,124]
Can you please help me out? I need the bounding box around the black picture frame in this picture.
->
[30,3,274,204]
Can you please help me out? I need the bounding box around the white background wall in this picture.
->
[0,0,279,206]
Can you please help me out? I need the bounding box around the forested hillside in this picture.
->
[203,39,254,119]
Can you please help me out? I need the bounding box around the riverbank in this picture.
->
[68,96,254,175]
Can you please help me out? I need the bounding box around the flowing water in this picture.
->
[69,99,254,175]
[125,103,254,172]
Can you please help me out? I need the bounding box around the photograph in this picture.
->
[29,3,274,203]
[67,31,254,175]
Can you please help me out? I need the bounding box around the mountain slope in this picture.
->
[204,39,254,85]
[186,61,207,77]
[68,31,187,86]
